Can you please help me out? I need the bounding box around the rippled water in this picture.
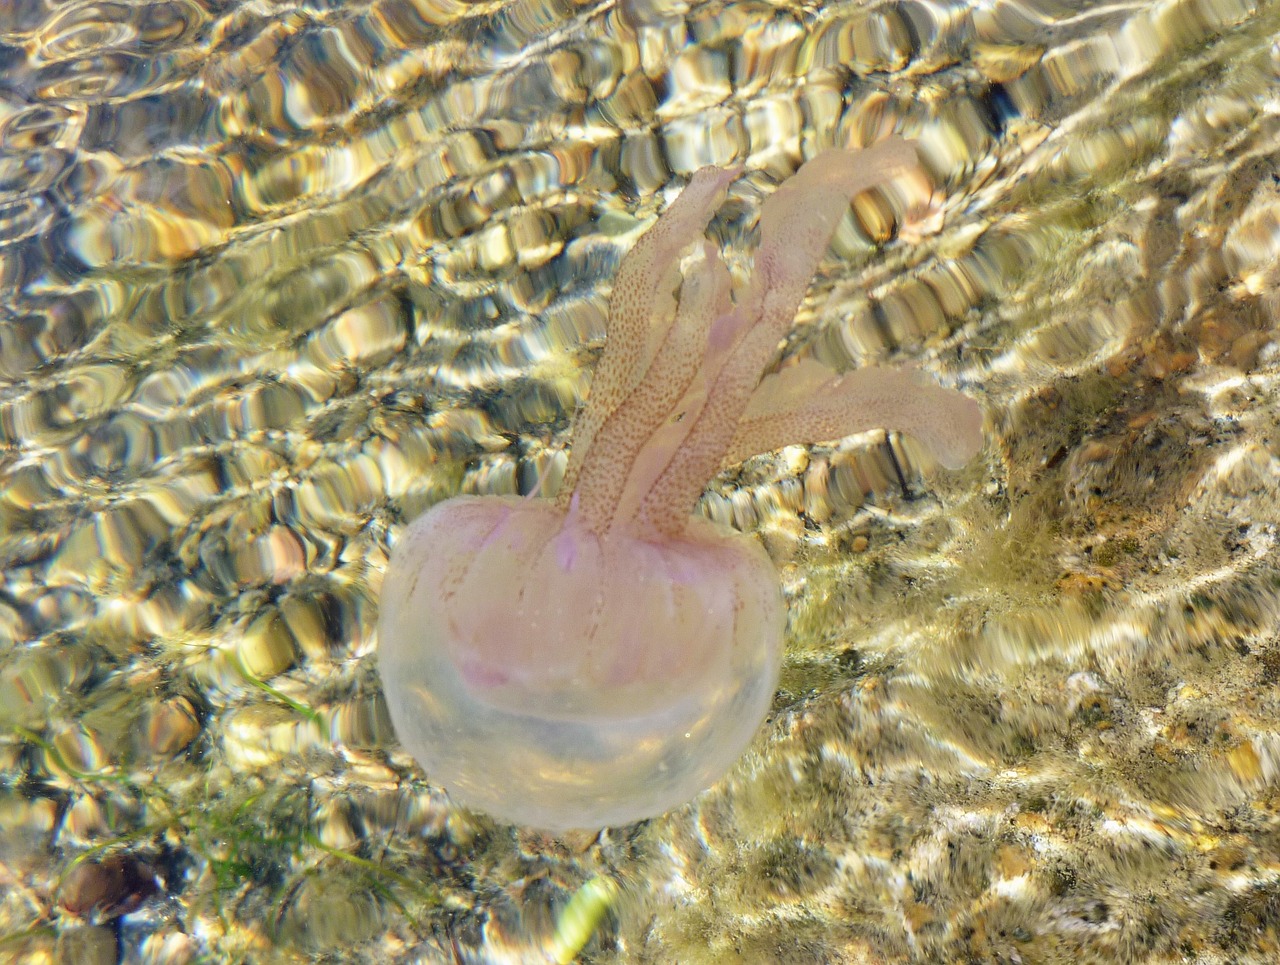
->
[3,0,1280,961]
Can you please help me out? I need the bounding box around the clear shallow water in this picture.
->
[3,0,1280,961]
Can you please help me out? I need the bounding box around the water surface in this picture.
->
[3,0,1280,961]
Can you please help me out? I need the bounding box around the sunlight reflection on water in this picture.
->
[2,0,1280,960]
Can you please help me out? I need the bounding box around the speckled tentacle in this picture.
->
[559,164,739,514]
[637,139,923,534]
[574,241,736,535]
[723,360,983,470]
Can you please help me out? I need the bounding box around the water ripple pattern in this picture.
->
[2,0,1280,961]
